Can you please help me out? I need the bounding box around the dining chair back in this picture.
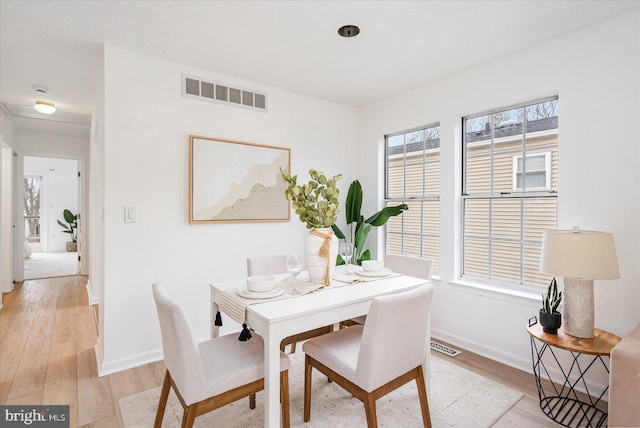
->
[384,254,433,281]
[247,254,288,277]
[357,285,432,392]
[152,283,291,428]
[303,285,434,427]
[247,255,333,354]
[153,283,207,404]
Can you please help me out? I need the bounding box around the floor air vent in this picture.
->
[430,341,461,357]
[182,74,267,112]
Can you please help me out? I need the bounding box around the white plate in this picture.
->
[355,268,392,277]
[236,287,285,299]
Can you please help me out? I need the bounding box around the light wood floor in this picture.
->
[1,276,562,427]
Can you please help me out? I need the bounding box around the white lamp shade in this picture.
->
[34,100,56,114]
[540,228,619,280]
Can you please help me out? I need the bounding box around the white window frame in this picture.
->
[512,152,551,191]
[384,124,440,273]
[461,97,558,289]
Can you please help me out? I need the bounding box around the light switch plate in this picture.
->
[124,206,136,223]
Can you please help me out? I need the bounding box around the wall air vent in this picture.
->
[182,74,267,112]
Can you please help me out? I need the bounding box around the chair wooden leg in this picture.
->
[280,371,290,428]
[154,370,172,428]
[303,355,313,422]
[363,394,378,428]
[249,393,256,409]
[181,403,198,428]
[416,365,432,428]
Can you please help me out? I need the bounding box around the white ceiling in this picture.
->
[1,0,639,135]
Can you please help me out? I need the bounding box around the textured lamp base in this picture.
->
[562,278,595,338]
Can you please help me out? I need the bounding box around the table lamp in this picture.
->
[540,226,619,338]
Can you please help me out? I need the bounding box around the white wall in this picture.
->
[98,45,357,373]
[356,9,640,386]
[89,49,106,359]
[19,131,89,158]
[0,109,19,300]
[0,108,19,152]
[24,156,79,252]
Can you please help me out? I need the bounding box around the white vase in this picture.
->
[305,227,339,285]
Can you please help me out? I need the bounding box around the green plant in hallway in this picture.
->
[331,179,407,265]
[57,209,78,251]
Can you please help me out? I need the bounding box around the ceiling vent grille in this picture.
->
[182,74,267,112]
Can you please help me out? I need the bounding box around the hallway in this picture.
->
[0,276,166,427]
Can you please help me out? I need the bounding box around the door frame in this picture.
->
[1,144,15,296]
[15,153,87,281]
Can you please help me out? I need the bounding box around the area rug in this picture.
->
[24,251,78,279]
[119,351,523,427]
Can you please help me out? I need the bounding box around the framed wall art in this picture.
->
[189,136,291,223]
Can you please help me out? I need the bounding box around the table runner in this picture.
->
[217,271,402,325]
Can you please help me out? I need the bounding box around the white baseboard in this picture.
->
[432,327,532,371]
[98,348,164,377]
[94,341,104,377]
[86,280,99,305]
[431,327,609,399]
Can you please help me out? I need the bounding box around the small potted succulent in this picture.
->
[280,167,342,285]
[540,277,562,334]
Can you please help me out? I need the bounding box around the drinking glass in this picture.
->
[286,254,303,294]
[339,240,354,275]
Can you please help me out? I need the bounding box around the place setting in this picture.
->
[234,254,322,302]
[332,257,401,284]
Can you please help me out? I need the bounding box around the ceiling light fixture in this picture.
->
[34,100,56,114]
[338,25,360,38]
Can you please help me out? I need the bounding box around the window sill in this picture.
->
[447,279,541,308]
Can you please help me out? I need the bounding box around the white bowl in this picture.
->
[246,275,276,292]
[362,260,384,272]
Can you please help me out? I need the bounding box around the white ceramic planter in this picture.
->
[305,227,338,285]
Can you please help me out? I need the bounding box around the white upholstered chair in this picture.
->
[152,283,291,428]
[247,255,333,353]
[302,285,434,427]
[246,254,289,277]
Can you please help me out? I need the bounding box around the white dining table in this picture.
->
[210,272,430,428]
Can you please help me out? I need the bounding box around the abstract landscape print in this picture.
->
[189,136,290,223]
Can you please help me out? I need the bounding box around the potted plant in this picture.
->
[280,168,342,285]
[540,277,562,334]
[331,179,408,265]
[57,209,78,252]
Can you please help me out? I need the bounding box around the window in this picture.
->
[513,153,550,191]
[462,98,558,288]
[385,124,440,272]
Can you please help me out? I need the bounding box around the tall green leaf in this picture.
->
[331,224,345,240]
[345,180,363,224]
[365,204,409,226]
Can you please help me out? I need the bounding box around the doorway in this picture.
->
[23,156,79,279]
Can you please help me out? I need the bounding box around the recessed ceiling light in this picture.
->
[338,25,360,38]
[34,100,56,114]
